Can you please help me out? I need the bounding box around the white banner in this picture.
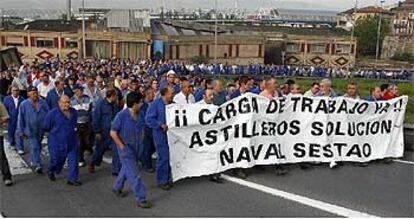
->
[166,93,408,182]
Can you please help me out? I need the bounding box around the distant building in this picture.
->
[355,6,394,20]
[0,15,356,68]
[391,0,414,35]
[337,6,394,30]
[381,0,414,60]
[0,19,151,60]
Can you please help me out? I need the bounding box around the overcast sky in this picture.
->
[0,0,403,11]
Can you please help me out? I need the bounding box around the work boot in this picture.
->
[48,172,56,181]
[299,163,312,170]
[233,169,247,179]
[112,188,126,197]
[137,200,152,209]
[35,167,43,174]
[209,175,224,184]
[4,179,13,187]
[275,165,288,175]
[158,184,171,191]
[355,162,369,167]
[67,180,82,186]
[382,158,393,164]
[78,161,85,167]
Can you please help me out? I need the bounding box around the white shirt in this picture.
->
[173,92,195,104]
[37,82,54,98]
[197,99,206,104]
[12,96,19,109]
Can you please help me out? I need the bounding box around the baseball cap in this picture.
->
[167,70,176,77]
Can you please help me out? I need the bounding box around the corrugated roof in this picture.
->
[12,19,82,32]
[357,6,394,14]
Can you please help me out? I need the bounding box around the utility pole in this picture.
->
[214,0,218,63]
[349,0,358,69]
[375,0,385,63]
[82,0,86,60]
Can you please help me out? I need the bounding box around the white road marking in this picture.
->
[3,141,33,175]
[394,159,414,165]
[222,175,378,218]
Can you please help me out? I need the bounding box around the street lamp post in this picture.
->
[82,0,86,60]
[349,0,358,69]
[375,0,385,62]
[214,0,218,64]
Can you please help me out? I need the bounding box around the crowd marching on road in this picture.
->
[0,58,407,209]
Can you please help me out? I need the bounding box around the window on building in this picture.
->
[6,43,23,47]
[36,39,54,48]
[310,44,326,53]
[6,37,23,47]
[335,44,351,54]
[286,43,300,53]
[66,41,78,49]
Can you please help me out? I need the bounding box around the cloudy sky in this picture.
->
[0,0,403,11]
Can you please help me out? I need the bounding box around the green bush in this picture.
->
[391,52,414,63]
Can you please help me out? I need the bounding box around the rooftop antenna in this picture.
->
[67,0,71,21]
[160,0,166,22]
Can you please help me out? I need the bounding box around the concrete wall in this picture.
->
[382,35,414,59]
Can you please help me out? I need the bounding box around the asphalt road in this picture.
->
[1,139,413,217]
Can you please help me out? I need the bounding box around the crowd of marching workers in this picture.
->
[0,58,405,208]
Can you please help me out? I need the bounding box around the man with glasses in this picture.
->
[3,86,25,154]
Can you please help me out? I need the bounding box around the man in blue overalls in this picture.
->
[43,95,81,186]
[110,91,151,208]
[3,85,25,154]
[18,86,49,174]
[88,89,121,175]
[145,86,174,190]
[140,87,156,173]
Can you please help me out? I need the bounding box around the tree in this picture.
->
[354,15,391,58]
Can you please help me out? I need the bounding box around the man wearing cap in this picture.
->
[145,86,174,190]
[43,95,81,186]
[70,84,93,167]
[17,86,49,174]
[88,89,121,175]
[162,70,180,95]
[3,85,25,154]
